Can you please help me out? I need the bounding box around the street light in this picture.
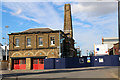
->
[118,0,120,53]
[86,50,89,56]
[5,26,9,61]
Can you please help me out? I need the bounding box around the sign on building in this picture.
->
[94,44,109,56]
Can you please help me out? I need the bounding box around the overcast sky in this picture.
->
[1,1,118,56]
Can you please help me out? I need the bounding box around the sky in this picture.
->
[1,0,118,56]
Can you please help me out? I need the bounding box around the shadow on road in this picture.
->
[2,66,118,78]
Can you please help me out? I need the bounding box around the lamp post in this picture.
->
[86,50,89,56]
[59,30,61,58]
[118,0,120,53]
[5,26,9,61]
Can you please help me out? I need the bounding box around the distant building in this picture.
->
[8,4,77,70]
[102,37,118,49]
[94,44,109,56]
[113,43,120,55]
[102,37,119,55]
[0,44,9,61]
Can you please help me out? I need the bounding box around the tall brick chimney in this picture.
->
[64,4,73,38]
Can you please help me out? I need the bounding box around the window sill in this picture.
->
[15,46,20,47]
[39,45,43,46]
[27,45,31,47]
[50,44,55,46]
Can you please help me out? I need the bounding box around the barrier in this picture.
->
[93,55,120,67]
[44,55,120,69]
[44,58,55,69]
[65,57,92,68]
[55,58,66,69]
[111,55,120,66]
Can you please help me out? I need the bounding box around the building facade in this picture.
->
[9,4,77,70]
[113,43,120,55]
[102,37,118,49]
[102,37,119,55]
[0,44,9,61]
[9,29,66,70]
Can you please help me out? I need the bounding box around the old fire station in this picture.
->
[9,4,77,70]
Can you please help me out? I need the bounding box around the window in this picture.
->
[15,38,19,47]
[39,37,43,46]
[27,38,31,46]
[39,59,44,64]
[50,37,55,45]
[14,60,19,64]
[20,59,26,64]
[33,59,38,64]
[104,39,118,42]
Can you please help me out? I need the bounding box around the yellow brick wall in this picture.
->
[26,58,31,70]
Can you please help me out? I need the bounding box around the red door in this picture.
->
[38,59,44,70]
[33,59,44,70]
[19,59,26,69]
[14,59,19,69]
[13,59,26,70]
[33,59,38,69]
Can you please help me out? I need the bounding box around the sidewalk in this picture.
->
[0,66,110,74]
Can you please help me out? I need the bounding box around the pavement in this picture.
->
[0,66,120,80]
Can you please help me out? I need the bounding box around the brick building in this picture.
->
[9,4,77,70]
[113,43,120,55]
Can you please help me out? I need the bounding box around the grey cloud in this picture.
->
[72,2,117,17]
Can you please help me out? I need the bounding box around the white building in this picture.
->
[0,44,9,61]
[94,44,109,56]
[102,37,118,49]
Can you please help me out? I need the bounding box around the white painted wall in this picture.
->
[0,46,9,61]
[94,44,108,56]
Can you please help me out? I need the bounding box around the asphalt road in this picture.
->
[1,66,119,80]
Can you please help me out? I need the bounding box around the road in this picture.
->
[0,66,119,80]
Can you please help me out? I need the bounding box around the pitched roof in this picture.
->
[8,28,64,35]
[21,28,53,33]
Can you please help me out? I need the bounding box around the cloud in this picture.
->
[15,8,22,15]
[73,21,91,28]
[2,2,118,56]
[2,10,7,12]
[71,2,117,19]
[71,2,118,55]
[52,2,65,6]
[2,0,116,2]
[3,2,63,30]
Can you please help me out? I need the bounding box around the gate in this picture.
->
[33,58,44,70]
[13,59,26,70]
